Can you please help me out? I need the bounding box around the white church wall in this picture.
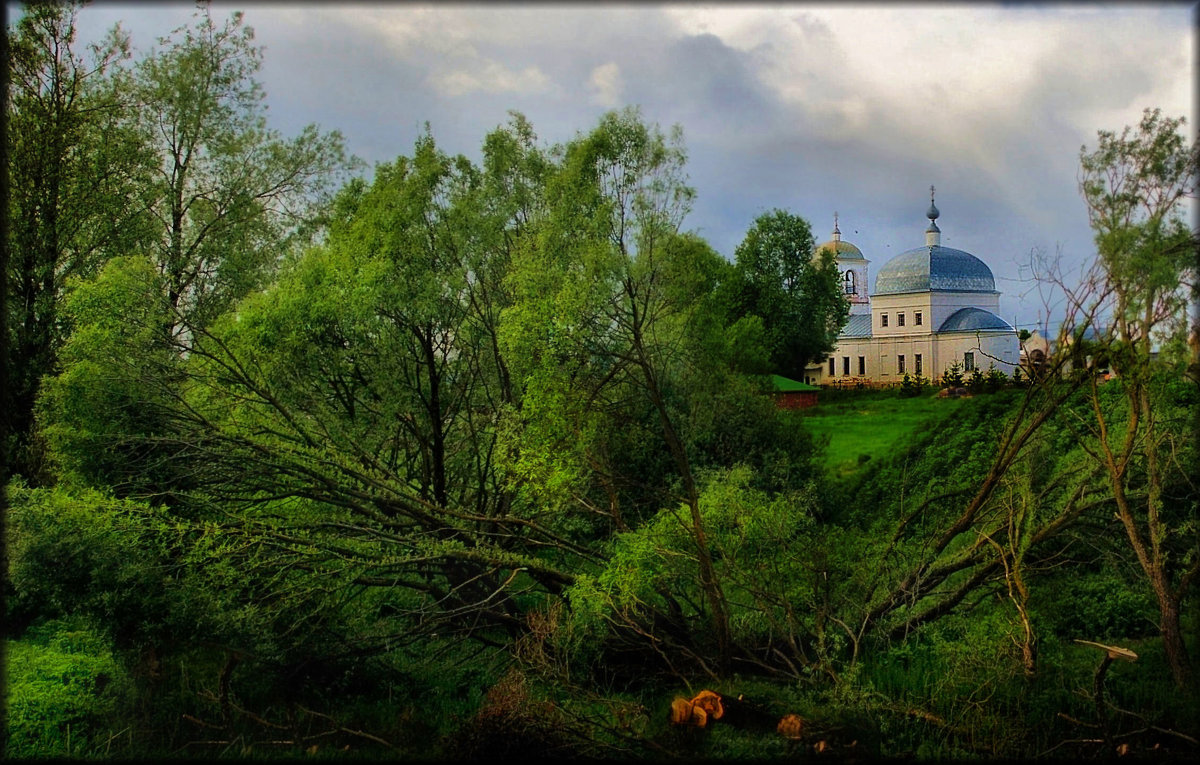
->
[808,330,1018,386]
[807,333,943,385]
[870,293,934,338]
[934,332,1019,380]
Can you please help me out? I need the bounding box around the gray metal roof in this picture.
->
[839,313,873,338]
[873,245,997,295]
[938,307,1014,333]
[816,239,867,261]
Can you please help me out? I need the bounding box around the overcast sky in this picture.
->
[49,2,1200,329]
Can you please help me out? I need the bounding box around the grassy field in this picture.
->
[800,390,964,479]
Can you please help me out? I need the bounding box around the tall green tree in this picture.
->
[1072,108,1199,689]
[734,209,849,379]
[126,6,352,330]
[38,116,579,656]
[4,2,146,482]
[502,108,752,672]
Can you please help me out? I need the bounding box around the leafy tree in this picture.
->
[733,209,849,379]
[1070,108,1199,688]
[36,256,182,497]
[4,2,147,482]
[125,6,352,330]
[37,117,579,661]
[502,108,776,672]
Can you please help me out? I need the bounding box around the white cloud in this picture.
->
[588,62,624,107]
[428,60,550,97]
[662,5,1190,148]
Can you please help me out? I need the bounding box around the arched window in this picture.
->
[843,270,856,295]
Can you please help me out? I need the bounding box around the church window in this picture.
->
[829,357,835,376]
[843,356,850,375]
[898,355,906,374]
[881,314,889,328]
[915,311,923,326]
[858,356,865,375]
[844,271,856,295]
[898,313,906,327]
[915,354,923,375]
[964,352,975,372]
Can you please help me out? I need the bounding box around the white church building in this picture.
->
[804,191,1019,386]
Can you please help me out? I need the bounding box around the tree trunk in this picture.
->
[1152,574,1192,689]
[627,292,732,673]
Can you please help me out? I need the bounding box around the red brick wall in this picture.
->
[772,392,818,409]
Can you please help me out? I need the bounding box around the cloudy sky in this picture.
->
[54,2,1198,329]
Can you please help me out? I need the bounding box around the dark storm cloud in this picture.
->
[640,33,783,133]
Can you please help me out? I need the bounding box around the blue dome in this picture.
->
[873,245,996,295]
[938,307,1014,333]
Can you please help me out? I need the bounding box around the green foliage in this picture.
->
[4,2,146,483]
[126,6,353,328]
[898,372,930,397]
[564,465,861,679]
[5,619,135,759]
[865,603,1035,756]
[733,209,849,378]
[5,483,206,653]
[1079,108,1196,350]
[1033,569,1158,641]
[940,360,964,388]
[36,256,181,496]
[500,106,797,542]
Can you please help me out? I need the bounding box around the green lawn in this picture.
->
[800,391,964,480]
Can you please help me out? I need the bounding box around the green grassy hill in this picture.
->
[801,390,964,479]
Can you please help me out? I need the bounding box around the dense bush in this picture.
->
[565,465,838,680]
[898,372,930,397]
[5,483,194,650]
[940,360,965,388]
[5,620,135,759]
[1033,568,1159,640]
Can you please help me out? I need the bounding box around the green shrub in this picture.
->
[5,620,135,759]
[1032,569,1158,641]
[564,466,843,679]
[984,364,1008,392]
[899,373,930,398]
[5,483,199,652]
[940,361,964,388]
[966,366,986,392]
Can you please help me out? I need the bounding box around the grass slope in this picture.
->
[801,391,964,479]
